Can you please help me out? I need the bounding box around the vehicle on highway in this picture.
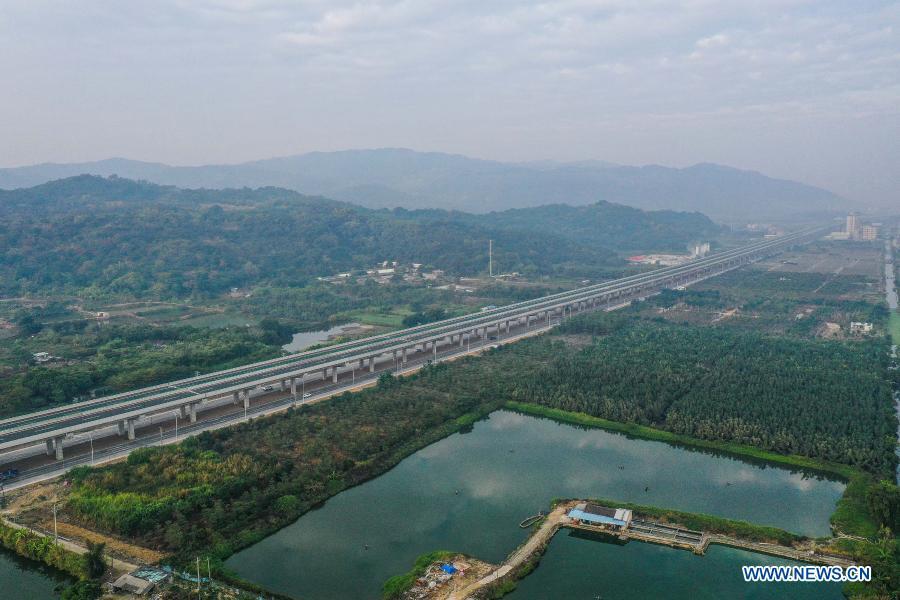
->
[0,469,19,481]
[302,393,312,399]
[262,385,274,391]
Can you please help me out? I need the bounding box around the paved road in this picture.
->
[0,227,824,457]
[0,320,553,492]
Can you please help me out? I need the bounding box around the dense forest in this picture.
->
[386,200,722,252]
[533,314,897,475]
[0,175,719,299]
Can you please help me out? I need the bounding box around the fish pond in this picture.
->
[227,410,845,599]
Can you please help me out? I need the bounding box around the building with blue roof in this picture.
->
[567,502,633,529]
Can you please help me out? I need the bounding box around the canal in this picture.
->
[227,410,845,599]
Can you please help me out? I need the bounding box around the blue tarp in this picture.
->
[441,564,458,574]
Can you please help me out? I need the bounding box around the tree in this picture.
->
[60,580,101,600]
[84,541,106,579]
[867,481,900,532]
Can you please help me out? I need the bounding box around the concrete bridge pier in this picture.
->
[332,366,339,383]
[53,436,64,460]
[241,391,250,413]
[232,390,239,405]
[45,438,55,456]
[290,378,298,402]
[369,356,376,372]
[279,380,286,392]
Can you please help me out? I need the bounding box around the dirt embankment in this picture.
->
[4,478,163,569]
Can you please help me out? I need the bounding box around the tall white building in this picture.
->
[846,213,860,239]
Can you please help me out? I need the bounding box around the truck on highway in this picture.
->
[0,469,19,482]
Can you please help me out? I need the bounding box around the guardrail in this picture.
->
[0,226,827,454]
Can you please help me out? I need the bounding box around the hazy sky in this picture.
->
[2,1,898,206]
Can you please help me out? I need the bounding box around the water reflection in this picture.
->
[508,530,843,600]
[227,410,844,599]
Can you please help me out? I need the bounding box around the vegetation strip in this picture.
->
[0,519,94,581]
[382,550,457,600]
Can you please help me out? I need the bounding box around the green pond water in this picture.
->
[507,529,842,599]
[0,548,71,599]
[226,410,846,599]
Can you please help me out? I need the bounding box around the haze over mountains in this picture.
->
[0,149,848,221]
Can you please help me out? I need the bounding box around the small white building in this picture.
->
[567,502,633,530]
[850,322,873,335]
[33,352,52,363]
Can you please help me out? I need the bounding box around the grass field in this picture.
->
[338,308,411,328]
[890,310,900,345]
[178,312,256,329]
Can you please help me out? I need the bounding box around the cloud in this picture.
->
[0,1,897,204]
[696,33,730,48]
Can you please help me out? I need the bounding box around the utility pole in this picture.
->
[196,557,201,594]
[489,239,493,278]
[88,432,94,465]
[207,557,212,588]
[52,502,58,545]
[175,414,178,442]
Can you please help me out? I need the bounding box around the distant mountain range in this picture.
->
[0,149,849,220]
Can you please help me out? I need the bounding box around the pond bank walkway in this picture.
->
[1,514,139,573]
[448,504,568,600]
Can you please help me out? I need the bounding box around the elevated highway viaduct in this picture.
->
[0,226,828,467]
